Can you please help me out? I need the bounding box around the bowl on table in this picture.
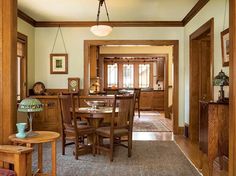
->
[84,100,106,109]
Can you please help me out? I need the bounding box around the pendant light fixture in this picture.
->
[90,0,112,37]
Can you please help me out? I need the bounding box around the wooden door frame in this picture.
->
[189,18,214,142]
[0,0,17,144]
[84,40,180,134]
[17,32,28,99]
[229,0,236,174]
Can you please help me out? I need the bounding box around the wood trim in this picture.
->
[189,18,214,142]
[84,40,179,135]
[182,0,210,25]
[0,0,17,144]
[229,0,236,174]
[34,21,184,27]
[17,10,36,27]
[164,55,169,119]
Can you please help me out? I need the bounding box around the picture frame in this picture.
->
[221,28,229,67]
[50,53,68,74]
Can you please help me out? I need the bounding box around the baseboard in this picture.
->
[178,127,184,135]
[184,123,189,138]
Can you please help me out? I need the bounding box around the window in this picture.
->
[139,64,150,88]
[107,63,118,87]
[104,58,154,89]
[123,64,134,88]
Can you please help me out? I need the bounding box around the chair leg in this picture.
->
[110,137,114,162]
[138,100,140,118]
[75,139,79,160]
[62,135,65,155]
[128,134,132,157]
[92,133,96,157]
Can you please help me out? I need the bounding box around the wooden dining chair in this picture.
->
[95,94,135,161]
[58,94,95,160]
[134,88,141,118]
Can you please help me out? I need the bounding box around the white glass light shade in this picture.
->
[90,25,112,37]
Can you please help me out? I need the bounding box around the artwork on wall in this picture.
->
[50,54,68,74]
[221,28,229,67]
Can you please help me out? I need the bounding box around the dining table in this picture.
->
[74,106,118,128]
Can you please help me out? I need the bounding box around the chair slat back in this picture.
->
[111,94,134,129]
[59,95,73,127]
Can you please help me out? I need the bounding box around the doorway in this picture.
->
[84,40,180,134]
[189,19,214,142]
[17,32,27,101]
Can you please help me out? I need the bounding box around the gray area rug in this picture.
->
[133,117,171,132]
[33,141,200,176]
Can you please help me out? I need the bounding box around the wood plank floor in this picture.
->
[133,111,228,176]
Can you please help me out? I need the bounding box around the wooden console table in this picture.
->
[9,131,60,176]
[199,101,229,176]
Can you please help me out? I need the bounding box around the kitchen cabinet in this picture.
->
[157,58,164,81]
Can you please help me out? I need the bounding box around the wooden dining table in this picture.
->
[74,106,118,128]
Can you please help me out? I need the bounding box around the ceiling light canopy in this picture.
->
[90,0,112,37]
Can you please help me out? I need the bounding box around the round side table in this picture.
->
[9,131,60,176]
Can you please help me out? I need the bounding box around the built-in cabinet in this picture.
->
[31,96,60,132]
[140,91,164,110]
[156,58,164,81]
[199,101,229,176]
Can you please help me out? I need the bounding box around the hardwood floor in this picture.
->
[133,111,228,176]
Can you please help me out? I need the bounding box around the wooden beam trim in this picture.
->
[182,0,210,26]
[17,10,36,27]
[34,21,184,27]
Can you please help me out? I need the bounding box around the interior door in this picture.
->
[199,36,212,102]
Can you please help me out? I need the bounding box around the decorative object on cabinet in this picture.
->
[199,101,229,176]
[68,77,80,93]
[32,82,45,95]
[18,98,43,137]
[221,28,229,67]
[90,0,112,37]
[213,70,229,102]
[89,77,100,94]
[50,53,68,74]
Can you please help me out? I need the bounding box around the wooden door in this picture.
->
[189,19,214,143]
[199,37,212,102]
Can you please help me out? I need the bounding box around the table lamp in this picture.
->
[213,70,229,102]
[18,98,43,137]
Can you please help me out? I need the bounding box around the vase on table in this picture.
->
[16,123,27,138]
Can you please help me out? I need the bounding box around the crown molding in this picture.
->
[182,0,210,26]
[17,0,209,28]
[17,10,36,26]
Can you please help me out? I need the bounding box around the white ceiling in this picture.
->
[18,0,199,21]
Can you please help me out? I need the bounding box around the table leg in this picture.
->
[38,143,43,173]
[51,141,57,176]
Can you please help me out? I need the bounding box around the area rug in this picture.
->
[133,117,171,132]
[32,141,201,176]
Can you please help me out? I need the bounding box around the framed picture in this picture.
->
[50,54,68,74]
[221,28,229,67]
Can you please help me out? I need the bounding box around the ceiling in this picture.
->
[18,0,199,21]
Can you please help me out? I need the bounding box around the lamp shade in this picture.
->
[213,70,229,86]
[90,25,112,37]
[18,98,43,112]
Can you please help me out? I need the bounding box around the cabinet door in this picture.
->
[157,59,164,81]
[152,92,164,110]
[140,92,152,110]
